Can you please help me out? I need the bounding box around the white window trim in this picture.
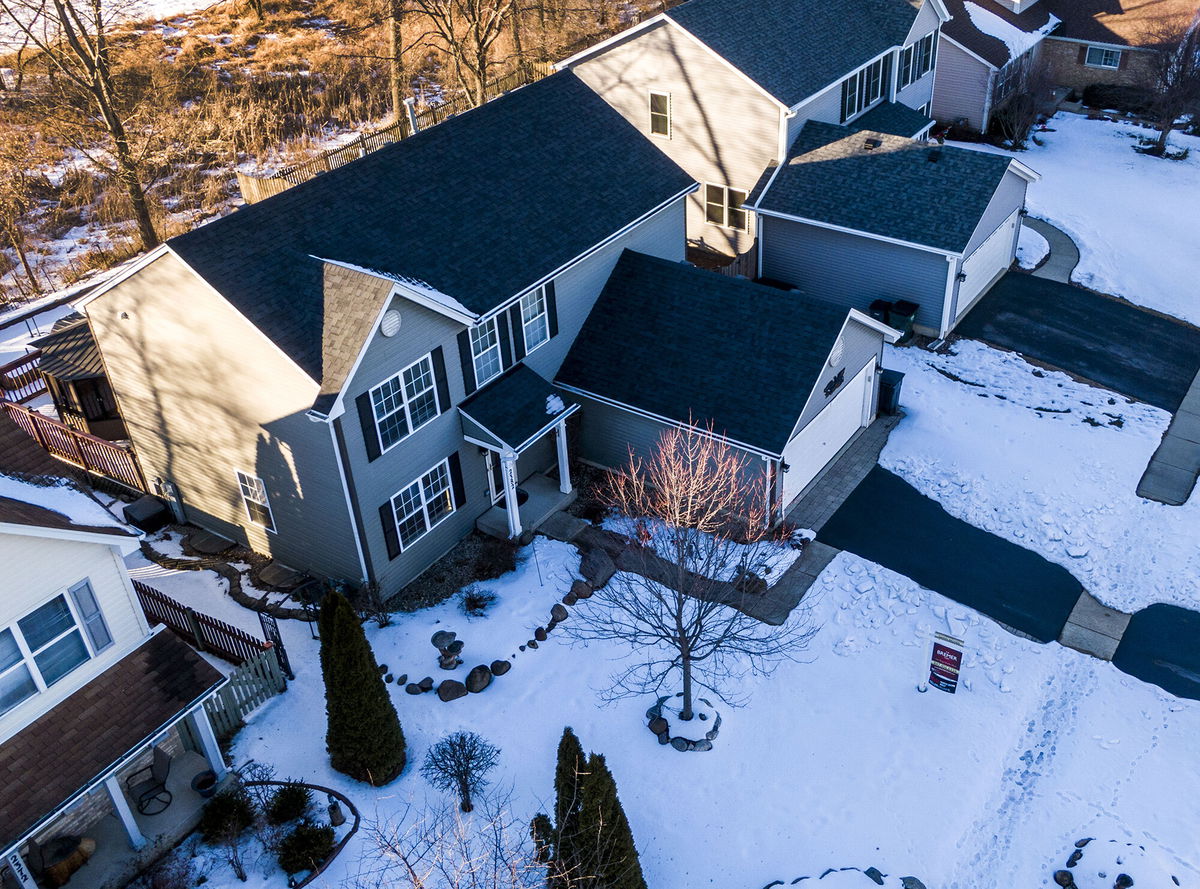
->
[520,287,551,357]
[840,54,892,123]
[1084,46,1122,69]
[369,351,442,455]
[648,90,672,139]
[471,317,504,387]
[390,458,457,552]
[899,32,936,90]
[1,590,97,709]
[236,470,276,533]
[704,183,750,233]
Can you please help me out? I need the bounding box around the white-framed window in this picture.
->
[520,287,551,355]
[1085,46,1122,69]
[898,32,937,89]
[1,589,104,714]
[390,459,456,550]
[649,90,671,137]
[369,353,441,452]
[236,471,275,532]
[470,318,504,386]
[704,184,749,232]
[841,54,893,122]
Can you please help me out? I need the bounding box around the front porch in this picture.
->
[476,471,577,540]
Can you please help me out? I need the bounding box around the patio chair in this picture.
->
[125,746,173,816]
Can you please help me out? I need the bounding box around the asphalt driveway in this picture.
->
[1113,604,1200,701]
[818,467,1083,643]
[956,273,1200,413]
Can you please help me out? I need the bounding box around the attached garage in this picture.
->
[556,250,897,523]
[953,208,1021,322]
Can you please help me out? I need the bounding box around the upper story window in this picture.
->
[841,54,892,122]
[705,184,749,232]
[520,288,551,355]
[899,31,937,89]
[471,319,504,386]
[649,91,671,137]
[1,584,110,716]
[236,471,276,532]
[390,459,456,550]
[1085,46,1122,69]
[369,353,442,453]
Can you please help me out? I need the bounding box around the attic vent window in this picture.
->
[927,149,942,163]
[380,308,403,337]
[863,138,882,151]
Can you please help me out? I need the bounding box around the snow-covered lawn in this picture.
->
[954,114,1200,325]
[882,340,1200,613]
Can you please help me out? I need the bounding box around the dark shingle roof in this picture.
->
[1041,0,1198,47]
[459,364,575,450]
[941,0,1057,68]
[30,315,105,382]
[556,251,853,455]
[0,630,223,849]
[752,120,1016,253]
[0,495,131,539]
[665,0,925,107]
[168,71,694,385]
[852,101,935,138]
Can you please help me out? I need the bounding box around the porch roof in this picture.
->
[29,315,105,382]
[458,365,577,452]
[0,630,224,851]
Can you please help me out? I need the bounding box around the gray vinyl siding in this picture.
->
[931,37,993,130]
[790,318,885,434]
[961,168,1028,257]
[759,214,951,333]
[789,84,845,142]
[570,21,782,257]
[85,252,361,581]
[896,67,936,112]
[521,197,686,381]
[904,0,943,46]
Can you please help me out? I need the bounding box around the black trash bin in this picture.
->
[888,299,920,341]
[868,299,893,323]
[123,495,172,533]
[878,369,904,415]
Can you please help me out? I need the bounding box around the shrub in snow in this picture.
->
[276,820,335,875]
[421,731,501,812]
[318,590,407,785]
[266,780,312,825]
[459,586,498,617]
[198,788,255,845]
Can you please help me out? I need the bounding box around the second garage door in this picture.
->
[955,209,1020,322]
[780,358,875,509]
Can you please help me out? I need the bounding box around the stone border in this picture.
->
[646,695,721,752]
[241,780,360,889]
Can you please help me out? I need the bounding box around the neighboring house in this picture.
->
[0,497,227,889]
[560,0,950,259]
[748,116,1039,338]
[557,251,899,514]
[81,71,696,597]
[29,314,127,441]
[932,0,1060,132]
[933,0,1200,132]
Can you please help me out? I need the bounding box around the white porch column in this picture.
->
[4,848,40,889]
[501,449,522,539]
[190,707,229,781]
[104,775,147,849]
[555,419,572,495]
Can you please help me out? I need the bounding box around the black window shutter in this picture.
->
[356,392,382,462]
[431,345,451,412]
[546,280,559,338]
[509,304,526,361]
[447,452,467,508]
[457,330,477,396]
[1077,45,1088,64]
[379,500,401,559]
[497,312,514,369]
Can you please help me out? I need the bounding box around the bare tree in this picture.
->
[567,424,817,721]
[1144,12,1200,156]
[990,56,1052,149]
[409,0,513,106]
[0,0,160,248]
[421,732,501,813]
[387,0,408,121]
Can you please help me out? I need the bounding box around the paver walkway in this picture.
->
[1022,217,1080,283]
[1137,365,1200,505]
[1059,592,1131,661]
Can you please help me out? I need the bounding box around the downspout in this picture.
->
[980,67,997,134]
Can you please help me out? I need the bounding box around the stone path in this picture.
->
[1137,365,1200,505]
[1058,591,1132,661]
[1023,217,1080,283]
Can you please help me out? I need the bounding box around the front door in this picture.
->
[486,450,505,504]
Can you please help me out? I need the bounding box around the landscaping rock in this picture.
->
[550,603,569,623]
[527,640,539,649]
[864,867,885,886]
[534,627,548,642]
[490,659,511,676]
[1053,870,1076,888]
[670,737,690,752]
[570,579,594,600]
[563,592,578,606]
[519,645,526,652]
[1114,876,1133,889]
[656,731,670,745]
[580,547,616,587]
[466,665,492,693]
[437,679,468,702]
[1068,850,1083,867]
[418,676,434,692]
[692,739,713,752]
[378,664,388,673]
[900,879,927,889]
[1075,838,1093,848]
[705,729,718,741]
[405,683,423,695]
[649,717,669,735]
[546,620,558,633]
[397,674,407,685]
[384,673,394,683]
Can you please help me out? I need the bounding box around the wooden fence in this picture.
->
[1,400,147,491]
[0,350,47,403]
[237,62,555,204]
[205,645,289,738]
[133,579,272,665]
[714,248,758,281]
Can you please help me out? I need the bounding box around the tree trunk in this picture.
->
[1154,120,1171,155]
[389,0,404,123]
[510,0,524,64]
[680,651,694,720]
[459,778,473,813]
[107,113,160,249]
[6,223,42,294]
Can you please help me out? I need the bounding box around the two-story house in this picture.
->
[0,496,226,889]
[560,0,951,260]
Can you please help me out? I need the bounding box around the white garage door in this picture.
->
[780,358,875,508]
[956,208,1020,321]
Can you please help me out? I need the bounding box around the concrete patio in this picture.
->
[476,471,576,540]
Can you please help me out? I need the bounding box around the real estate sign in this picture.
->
[928,632,964,694]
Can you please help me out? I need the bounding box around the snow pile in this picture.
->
[1015,225,1049,269]
[0,473,127,530]
[954,115,1200,324]
[963,2,1059,61]
[1064,838,1188,889]
[882,341,1200,612]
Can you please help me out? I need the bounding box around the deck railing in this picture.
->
[0,400,147,491]
[133,579,273,666]
[0,350,47,403]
